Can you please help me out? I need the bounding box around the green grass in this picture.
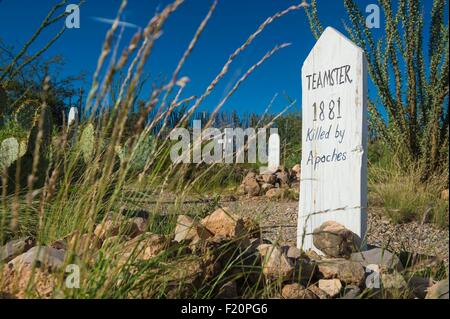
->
[368,142,449,228]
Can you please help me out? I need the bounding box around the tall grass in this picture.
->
[0,0,309,298]
[368,142,449,228]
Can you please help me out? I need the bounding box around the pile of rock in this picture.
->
[239,164,300,199]
[277,220,449,299]
[0,213,169,298]
[1,211,448,299]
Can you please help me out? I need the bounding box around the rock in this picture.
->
[441,189,449,201]
[1,265,57,299]
[50,240,67,251]
[244,177,260,197]
[257,244,294,282]
[260,183,274,193]
[242,172,261,197]
[215,281,238,299]
[174,215,213,244]
[275,170,290,187]
[129,217,148,236]
[162,256,206,298]
[293,258,317,283]
[69,233,102,256]
[243,172,257,181]
[313,221,358,258]
[201,207,245,239]
[8,246,65,271]
[281,283,317,299]
[286,246,302,260]
[305,249,322,261]
[94,214,124,239]
[261,174,277,185]
[101,235,130,249]
[318,279,342,298]
[351,248,403,271]
[307,284,329,299]
[340,285,361,299]
[408,276,433,299]
[119,233,168,264]
[265,188,284,199]
[290,164,301,181]
[94,214,146,240]
[426,279,449,299]
[0,237,35,262]
[283,248,317,283]
[317,259,365,286]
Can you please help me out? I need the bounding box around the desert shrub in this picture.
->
[369,154,448,227]
[307,0,449,180]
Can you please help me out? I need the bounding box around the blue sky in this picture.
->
[0,0,444,116]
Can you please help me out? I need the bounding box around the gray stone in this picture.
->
[261,174,277,185]
[8,246,65,271]
[0,237,35,262]
[215,281,238,299]
[313,221,358,258]
[351,248,403,271]
[407,276,432,299]
[257,244,294,282]
[340,285,361,299]
[317,259,365,286]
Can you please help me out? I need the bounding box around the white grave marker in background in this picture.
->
[297,27,368,252]
[267,133,280,172]
[260,132,280,174]
[68,107,79,127]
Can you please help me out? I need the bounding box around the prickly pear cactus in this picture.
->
[133,133,155,171]
[79,123,95,163]
[0,137,19,170]
[14,100,40,131]
[115,133,156,172]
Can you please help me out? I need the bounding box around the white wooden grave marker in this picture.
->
[68,106,79,127]
[260,132,280,174]
[297,27,368,252]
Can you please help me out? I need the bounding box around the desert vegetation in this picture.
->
[0,0,448,299]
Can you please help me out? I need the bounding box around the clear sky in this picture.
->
[0,0,444,116]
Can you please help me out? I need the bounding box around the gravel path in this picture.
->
[224,197,449,265]
[123,193,449,266]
